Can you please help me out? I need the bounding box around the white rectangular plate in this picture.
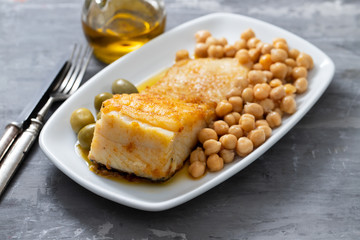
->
[39,13,335,211]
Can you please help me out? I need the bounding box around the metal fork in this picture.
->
[0,45,92,196]
[36,45,93,122]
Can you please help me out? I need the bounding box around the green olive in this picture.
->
[111,79,138,94]
[70,108,95,133]
[94,92,113,112]
[78,123,96,150]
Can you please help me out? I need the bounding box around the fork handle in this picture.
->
[0,118,42,196]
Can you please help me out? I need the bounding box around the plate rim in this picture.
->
[39,12,335,211]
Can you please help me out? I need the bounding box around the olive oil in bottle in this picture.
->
[82,0,166,64]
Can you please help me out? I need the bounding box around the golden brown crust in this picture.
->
[102,93,212,132]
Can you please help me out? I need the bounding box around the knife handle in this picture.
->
[0,118,42,196]
[0,123,21,162]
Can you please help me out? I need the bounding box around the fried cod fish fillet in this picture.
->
[88,58,249,181]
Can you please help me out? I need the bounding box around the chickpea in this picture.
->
[224,45,237,57]
[198,128,218,144]
[236,137,254,157]
[270,85,286,100]
[274,107,283,117]
[194,43,208,58]
[249,48,261,62]
[285,58,297,67]
[240,114,256,132]
[248,128,266,147]
[253,63,263,70]
[189,147,206,164]
[244,103,264,119]
[205,36,219,46]
[224,113,236,126]
[228,96,243,112]
[175,49,189,62]
[248,70,267,84]
[234,39,247,50]
[259,54,272,70]
[226,88,242,98]
[258,125,272,139]
[247,37,260,49]
[235,49,251,64]
[294,77,308,93]
[261,43,273,54]
[241,28,255,41]
[289,48,300,59]
[280,95,296,114]
[235,76,250,89]
[270,62,288,80]
[242,87,254,102]
[286,66,293,81]
[292,66,308,79]
[203,139,222,155]
[253,83,271,100]
[188,161,206,178]
[256,41,264,51]
[207,154,224,172]
[269,79,283,88]
[270,48,288,62]
[274,41,289,52]
[284,83,296,95]
[219,134,237,150]
[256,119,269,127]
[216,100,233,117]
[195,30,211,43]
[273,37,287,45]
[273,101,280,109]
[266,111,282,128]
[208,45,224,58]
[228,125,243,138]
[213,120,229,135]
[259,98,275,113]
[218,37,228,46]
[296,52,314,70]
[232,112,241,123]
[263,71,273,82]
[219,149,235,163]
[244,59,254,69]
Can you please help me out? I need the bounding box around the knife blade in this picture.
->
[0,59,71,162]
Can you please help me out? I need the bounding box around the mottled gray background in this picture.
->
[0,0,359,239]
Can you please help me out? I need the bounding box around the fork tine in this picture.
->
[63,45,91,94]
[56,44,79,93]
[68,46,93,95]
[62,45,85,94]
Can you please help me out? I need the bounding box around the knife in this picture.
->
[0,59,71,163]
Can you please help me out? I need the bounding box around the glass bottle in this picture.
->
[82,0,166,64]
